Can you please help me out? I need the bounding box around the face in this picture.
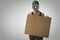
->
[32,2,39,11]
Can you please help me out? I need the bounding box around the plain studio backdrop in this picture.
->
[0,0,60,40]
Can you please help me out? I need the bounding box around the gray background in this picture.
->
[0,0,60,40]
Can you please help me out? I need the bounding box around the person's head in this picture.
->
[32,1,39,11]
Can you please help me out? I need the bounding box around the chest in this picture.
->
[31,12,42,16]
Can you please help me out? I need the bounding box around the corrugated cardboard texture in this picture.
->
[25,14,51,38]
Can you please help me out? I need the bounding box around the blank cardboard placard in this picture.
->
[25,14,51,38]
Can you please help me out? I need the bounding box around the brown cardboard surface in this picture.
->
[25,14,51,38]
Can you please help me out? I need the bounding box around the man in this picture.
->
[29,1,44,40]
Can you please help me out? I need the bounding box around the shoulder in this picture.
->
[40,12,44,16]
[27,12,32,16]
[46,15,52,19]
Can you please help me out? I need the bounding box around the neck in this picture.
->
[34,10,39,14]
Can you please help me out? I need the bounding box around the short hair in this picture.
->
[32,1,39,5]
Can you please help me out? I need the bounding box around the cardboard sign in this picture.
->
[25,14,51,38]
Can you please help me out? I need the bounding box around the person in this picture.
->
[29,1,44,40]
